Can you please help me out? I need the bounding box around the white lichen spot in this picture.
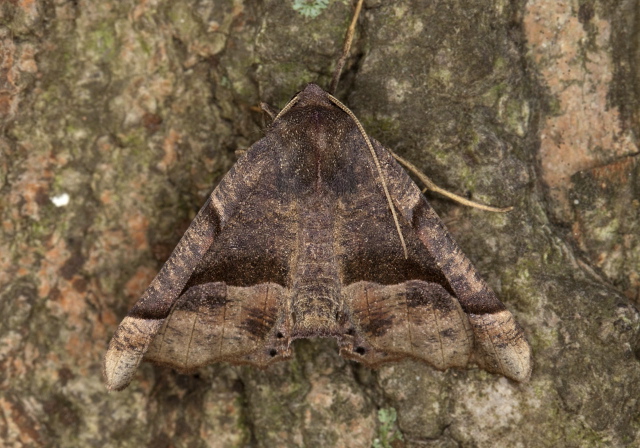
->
[292,0,329,18]
[386,78,412,103]
[51,193,70,207]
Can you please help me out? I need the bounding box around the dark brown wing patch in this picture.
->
[342,280,473,371]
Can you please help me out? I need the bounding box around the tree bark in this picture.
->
[1,0,639,447]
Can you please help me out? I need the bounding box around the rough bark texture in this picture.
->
[1,0,639,447]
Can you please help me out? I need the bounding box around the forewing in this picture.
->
[337,135,531,382]
[104,138,296,390]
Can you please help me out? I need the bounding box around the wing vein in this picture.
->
[158,310,172,359]
[218,298,227,357]
[404,289,414,352]
[433,304,444,368]
[184,311,198,367]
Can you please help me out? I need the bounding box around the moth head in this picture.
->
[273,83,336,122]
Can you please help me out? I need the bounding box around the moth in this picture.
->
[104,1,531,391]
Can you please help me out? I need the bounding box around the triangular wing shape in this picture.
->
[104,139,297,390]
[105,83,531,390]
[335,135,531,382]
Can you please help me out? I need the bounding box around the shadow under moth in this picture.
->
[104,1,532,391]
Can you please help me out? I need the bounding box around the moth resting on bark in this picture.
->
[104,0,531,390]
[103,81,532,391]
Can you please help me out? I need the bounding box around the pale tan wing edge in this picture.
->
[104,141,275,391]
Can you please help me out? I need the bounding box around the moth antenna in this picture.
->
[327,93,409,259]
[260,102,278,120]
[274,95,300,121]
[392,152,514,213]
[329,0,364,94]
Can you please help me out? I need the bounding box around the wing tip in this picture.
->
[469,310,533,383]
[103,316,163,391]
[103,348,141,391]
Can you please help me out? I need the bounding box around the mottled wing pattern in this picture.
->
[336,135,531,382]
[340,281,473,370]
[144,282,290,370]
[104,84,532,391]
[104,139,295,391]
